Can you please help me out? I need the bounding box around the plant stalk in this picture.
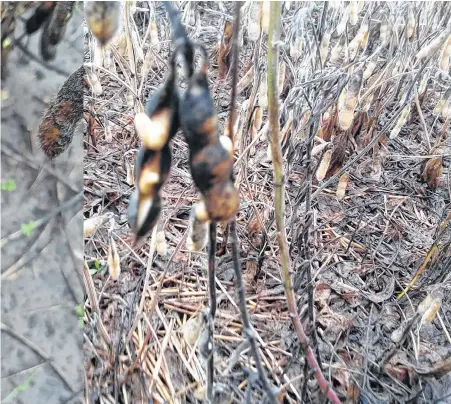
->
[267,3,341,403]
[207,221,217,402]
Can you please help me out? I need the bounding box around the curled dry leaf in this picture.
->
[338,70,362,131]
[261,1,270,34]
[439,35,451,71]
[336,173,349,199]
[316,149,332,181]
[260,74,268,108]
[280,114,293,142]
[422,157,443,187]
[247,2,261,42]
[406,8,415,39]
[156,230,168,257]
[380,18,391,47]
[278,60,286,95]
[125,158,135,186]
[336,7,349,35]
[107,236,121,280]
[149,20,160,53]
[348,1,358,25]
[418,294,442,324]
[416,29,451,60]
[84,215,105,238]
[247,210,262,235]
[390,105,411,139]
[182,313,205,346]
[187,205,209,252]
[290,35,302,60]
[126,91,134,108]
[218,21,233,80]
[330,37,344,64]
[312,141,330,157]
[237,65,254,95]
[193,385,206,401]
[254,106,263,131]
[320,32,331,65]
[86,72,103,96]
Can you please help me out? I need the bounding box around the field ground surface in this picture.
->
[1,7,84,404]
[83,2,451,403]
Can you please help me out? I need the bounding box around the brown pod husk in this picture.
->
[38,65,85,159]
[85,1,121,46]
[25,1,56,35]
[128,64,179,242]
[179,45,240,223]
[40,1,75,61]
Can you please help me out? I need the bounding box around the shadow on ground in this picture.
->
[1,8,84,404]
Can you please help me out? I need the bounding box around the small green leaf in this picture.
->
[1,178,16,191]
[75,304,84,328]
[94,259,101,270]
[21,221,35,237]
[3,374,34,402]
[88,268,98,276]
[74,304,84,317]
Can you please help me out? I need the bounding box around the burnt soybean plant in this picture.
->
[128,2,277,402]
[178,44,239,402]
[128,53,179,243]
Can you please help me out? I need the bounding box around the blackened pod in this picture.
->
[189,141,232,193]
[25,1,56,35]
[145,71,180,143]
[135,145,172,195]
[128,189,162,241]
[179,71,217,154]
[40,1,75,61]
[85,1,121,46]
[38,65,85,158]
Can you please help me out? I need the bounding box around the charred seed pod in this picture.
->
[178,45,239,222]
[40,1,75,61]
[38,65,85,158]
[25,1,56,35]
[85,1,121,46]
[128,64,179,243]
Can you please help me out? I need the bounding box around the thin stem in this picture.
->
[227,3,277,402]
[302,122,322,369]
[207,221,217,402]
[230,220,278,403]
[267,3,341,403]
[227,2,241,144]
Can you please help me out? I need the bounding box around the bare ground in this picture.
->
[1,7,84,404]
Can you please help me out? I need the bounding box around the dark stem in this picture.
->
[230,219,278,403]
[226,3,277,402]
[207,221,217,402]
[303,122,322,369]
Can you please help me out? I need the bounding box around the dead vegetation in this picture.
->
[83,2,451,403]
